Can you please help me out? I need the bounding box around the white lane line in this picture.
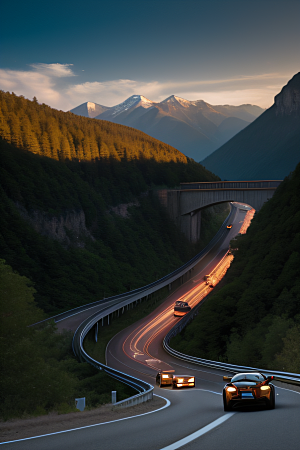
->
[166,388,221,396]
[189,388,221,395]
[276,386,300,395]
[159,412,235,450]
[0,395,171,445]
[170,360,232,376]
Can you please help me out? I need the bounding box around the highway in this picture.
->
[2,203,300,449]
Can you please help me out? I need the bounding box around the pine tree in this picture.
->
[21,116,40,154]
[0,107,11,143]
[61,136,72,160]
[8,113,23,148]
[41,132,52,158]
[47,118,61,160]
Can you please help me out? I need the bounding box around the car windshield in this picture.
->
[231,373,265,383]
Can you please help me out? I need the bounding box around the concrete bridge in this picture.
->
[158,180,282,243]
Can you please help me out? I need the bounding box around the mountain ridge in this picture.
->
[201,72,300,180]
[70,96,264,160]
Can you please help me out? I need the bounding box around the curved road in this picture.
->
[3,204,299,449]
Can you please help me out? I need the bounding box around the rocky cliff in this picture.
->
[274,72,300,116]
[201,72,300,180]
[15,203,94,247]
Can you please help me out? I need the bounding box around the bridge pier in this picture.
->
[180,209,201,243]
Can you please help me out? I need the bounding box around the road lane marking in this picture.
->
[159,412,235,450]
[0,395,171,445]
[276,386,300,395]
[170,360,234,378]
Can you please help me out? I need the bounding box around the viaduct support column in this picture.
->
[180,210,201,243]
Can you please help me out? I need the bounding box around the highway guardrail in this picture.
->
[72,303,154,407]
[35,205,238,407]
[34,205,236,326]
[163,309,300,388]
[68,205,237,407]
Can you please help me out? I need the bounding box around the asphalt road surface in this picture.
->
[3,204,299,449]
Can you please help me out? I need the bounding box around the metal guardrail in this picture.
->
[33,204,244,407]
[163,312,300,388]
[34,205,236,326]
[72,307,154,407]
[69,199,299,407]
[68,206,237,406]
[180,181,282,190]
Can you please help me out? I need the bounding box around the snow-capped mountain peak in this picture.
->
[110,95,154,116]
[86,102,98,111]
[162,95,193,107]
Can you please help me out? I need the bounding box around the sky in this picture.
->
[1,0,299,111]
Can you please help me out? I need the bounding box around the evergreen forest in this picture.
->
[0,90,189,163]
[0,91,222,316]
[171,162,300,373]
[0,260,136,419]
[0,91,227,418]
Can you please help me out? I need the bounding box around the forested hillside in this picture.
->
[0,90,188,163]
[0,91,229,418]
[0,259,136,419]
[0,91,223,316]
[171,162,300,373]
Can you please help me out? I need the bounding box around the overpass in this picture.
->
[158,180,282,243]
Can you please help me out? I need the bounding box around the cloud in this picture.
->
[66,72,292,109]
[0,68,65,109]
[66,79,162,107]
[0,65,294,110]
[175,89,274,107]
[30,63,75,77]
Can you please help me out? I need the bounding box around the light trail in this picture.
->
[121,251,235,373]
[239,207,255,234]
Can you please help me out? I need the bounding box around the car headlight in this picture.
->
[162,375,169,379]
[177,383,183,387]
[188,377,195,383]
[177,378,184,383]
[260,386,270,391]
[227,387,236,392]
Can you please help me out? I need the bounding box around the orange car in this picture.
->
[223,372,275,411]
[227,224,233,229]
[156,371,174,387]
[172,374,195,389]
[156,371,195,389]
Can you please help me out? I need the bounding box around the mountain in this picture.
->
[69,101,110,118]
[210,104,264,123]
[96,95,155,121]
[201,73,300,180]
[213,116,250,143]
[69,96,264,161]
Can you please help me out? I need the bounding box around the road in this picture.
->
[2,204,299,449]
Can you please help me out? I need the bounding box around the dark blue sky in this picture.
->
[1,0,299,109]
